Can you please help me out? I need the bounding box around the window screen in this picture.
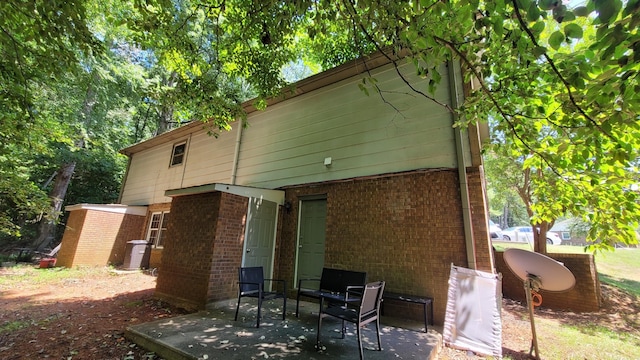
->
[170,142,186,166]
[147,212,169,248]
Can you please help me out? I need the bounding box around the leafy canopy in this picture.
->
[138,0,638,251]
[1,0,638,251]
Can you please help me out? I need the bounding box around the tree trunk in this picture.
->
[533,227,548,254]
[156,71,178,135]
[533,220,555,255]
[32,162,76,250]
[31,70,98,250]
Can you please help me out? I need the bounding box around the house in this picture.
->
[57,51,495,325]
[549,219,582,245]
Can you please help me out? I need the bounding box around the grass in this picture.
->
[0,320,30,334]
[0,265,113,288]
[494,241,640,359]
[535,319,640,360]
[494,241,640,296]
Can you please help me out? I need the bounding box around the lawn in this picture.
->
[493,241,640,359]
[493,242,640,295]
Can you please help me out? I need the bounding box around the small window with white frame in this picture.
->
[170,141,187,167]
[147,212,169,248]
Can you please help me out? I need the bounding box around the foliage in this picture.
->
[472,0,640,251]
[484,147,531,228]
[126,0,640,252]
[1,0,639,253]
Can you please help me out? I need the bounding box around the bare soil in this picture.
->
[0,266,188,360]
[1,265,638,359]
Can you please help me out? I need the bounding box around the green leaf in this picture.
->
[548,31,565,50]
[573,5,591,16]
[595,0,622,24]
[530,21,545,35]
[539,0,557,11]
[532,46,546,57]
[564,23,584,39]
[553,5,567,23]
[527,2,540,22]
[415,36,429,49]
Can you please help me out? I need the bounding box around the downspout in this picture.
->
[448,60,477,270]
[230,119,244,185]
[179,133,192,189]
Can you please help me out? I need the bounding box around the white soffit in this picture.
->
[64,203,148,216]
[165,183,285,205]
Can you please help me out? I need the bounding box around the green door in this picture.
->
[295,198,327,287]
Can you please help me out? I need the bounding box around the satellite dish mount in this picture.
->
[503,249,576,360]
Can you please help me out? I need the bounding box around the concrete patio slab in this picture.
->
[126,299,442,359]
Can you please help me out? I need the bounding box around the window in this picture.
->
[147,212,169,248]
[561,231,571,240]
[170,142,186,167]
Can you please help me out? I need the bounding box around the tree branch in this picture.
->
[510,0,615,141]
[0,25,34,119]
[341,0,453,112]
[433,34,565,178]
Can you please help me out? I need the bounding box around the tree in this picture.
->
[1,0,99,244]
[133,0,639,252]
[2,0,639,253]
[484,148,531,230]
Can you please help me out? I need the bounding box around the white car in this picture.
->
[545,232,562,245]
[502,226,562,245]
[489,220,503,240]
[502,226,533,242]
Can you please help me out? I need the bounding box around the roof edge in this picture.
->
[120,50,402,156]
[64,203,148,216]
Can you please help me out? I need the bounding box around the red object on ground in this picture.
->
[39,258,56,268]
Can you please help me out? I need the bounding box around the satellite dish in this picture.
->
[503,248,575,292]
[503,248,576,360]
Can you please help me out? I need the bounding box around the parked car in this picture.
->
[502,226,533,242]
[545,232,562,245]
[489,220,503,240]
[502,226,562,245]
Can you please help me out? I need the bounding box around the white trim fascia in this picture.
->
[164,183,285,205]
[64,203,148,216]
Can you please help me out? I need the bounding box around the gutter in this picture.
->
[448,60,477,270]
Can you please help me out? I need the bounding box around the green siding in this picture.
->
[121,61,467,204]
[235,62,456,188]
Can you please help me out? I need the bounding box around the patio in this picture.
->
[126,299,443,359]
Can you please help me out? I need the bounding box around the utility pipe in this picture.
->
[447,60,477,270]
[230,119,244,185]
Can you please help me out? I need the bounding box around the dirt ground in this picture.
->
[0,266,188,360]
[0,265,637,360]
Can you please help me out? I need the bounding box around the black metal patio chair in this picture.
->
[317,281,386,360]
[234,266,287,328]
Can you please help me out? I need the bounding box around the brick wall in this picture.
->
[149,167,491,321]
[277,168,484,325]
[495,251,601,312]
[57,209,87,267]
[467,166,494,272]
[207,192,249,303]
[154,192,248,311]
[57,208,146,267]
[149,249,163,269]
